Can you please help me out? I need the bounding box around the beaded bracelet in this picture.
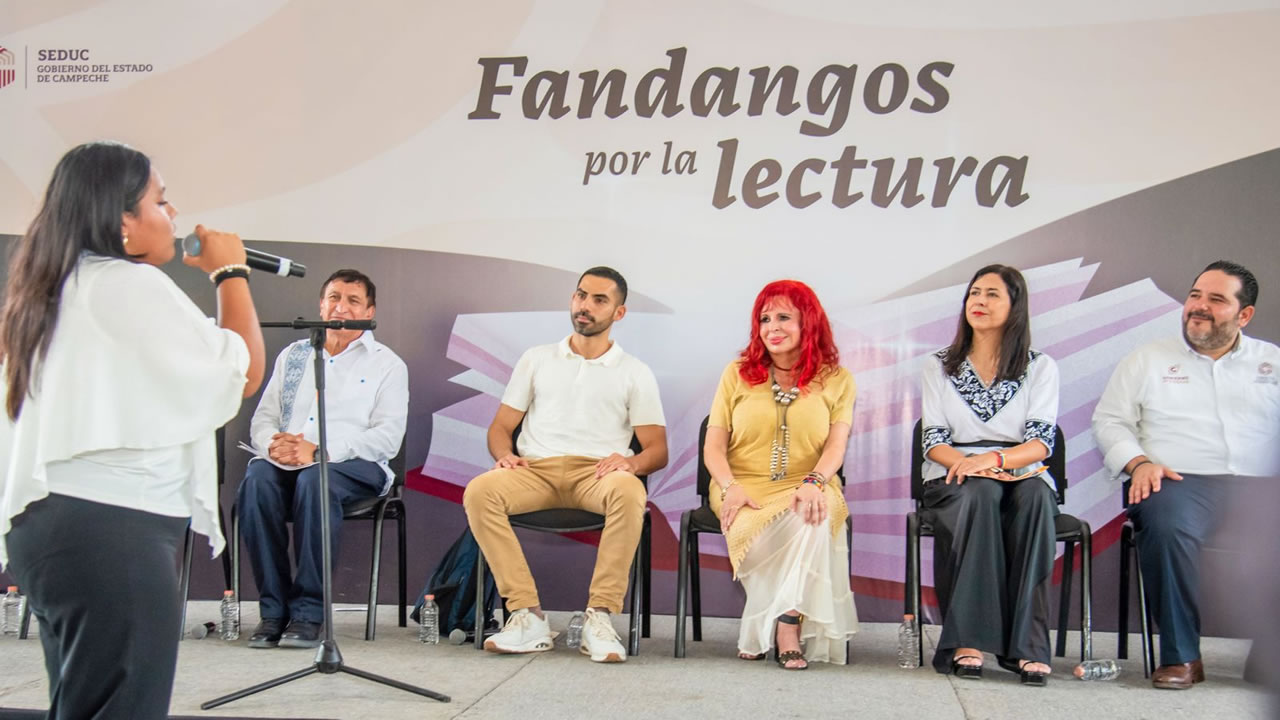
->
[801,471,826,488]
[209,263,251,285]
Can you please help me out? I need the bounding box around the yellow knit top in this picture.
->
[707,360,855,573]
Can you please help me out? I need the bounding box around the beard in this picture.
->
[570,311,611,337]
[1182,312,1237,353]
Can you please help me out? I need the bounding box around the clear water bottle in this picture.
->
[565,611,585,648]
[897,614,921,668]
[419,594,440,644]
[2,586,26,636]
[219,590,240,641]
[1074,659,1121,681]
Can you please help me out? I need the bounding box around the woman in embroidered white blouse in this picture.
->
[918,264,1060,686]
[0,142,266,719]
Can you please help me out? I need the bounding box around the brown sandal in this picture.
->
[773,614,808,670]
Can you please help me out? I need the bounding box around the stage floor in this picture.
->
[1,601,1275,719]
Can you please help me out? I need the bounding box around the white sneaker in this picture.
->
[580,608,626,663]
[484,608,555,654]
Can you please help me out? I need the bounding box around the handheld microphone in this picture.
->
[180,234,307,278]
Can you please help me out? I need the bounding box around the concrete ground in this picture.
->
[1,601,1275,719]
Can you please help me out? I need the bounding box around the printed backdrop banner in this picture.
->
[1,2,1277,623]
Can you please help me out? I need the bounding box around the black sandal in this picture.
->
[773,614,808,670]
[997,657,1049,686]
[1017,660,1049,687]
[951,653,984,680]
[738,652,766,661]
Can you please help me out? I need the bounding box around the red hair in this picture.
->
[738,279,839,389]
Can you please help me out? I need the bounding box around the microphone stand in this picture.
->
[203,318,449,709]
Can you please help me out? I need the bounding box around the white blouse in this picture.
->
[0,256,249,567]
[919,349,1060,488]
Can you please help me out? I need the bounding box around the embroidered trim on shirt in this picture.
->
[1024,419,1055,454]
[279,341,311,431]
[922,425,952,455]
[936,349,1041,423]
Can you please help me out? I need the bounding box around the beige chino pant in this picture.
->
[462,456,646,614]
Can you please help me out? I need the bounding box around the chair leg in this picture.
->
[1078,524,1093,661]
[675,512,692,658]
[905,512,922,668]
[179,527,194,642]
[365,507,387,641]
[397,507,407,628]
[1056,540,1075,657]
[641,512,651,639]
[628,542,641,657]
[19,595,32,639]
[690,530,703,643]
[218,503,233,591]
[1118,524,1131,659]
[1135,541,1154,678]
[231,504,241,618]
[474,551,487,650]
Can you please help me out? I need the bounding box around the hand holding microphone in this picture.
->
[181,227,307,278]
[181,225,247,275]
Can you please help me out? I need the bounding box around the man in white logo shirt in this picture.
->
[238,269,409,649]
[464,266,668,663]
[1093,260,1280,690]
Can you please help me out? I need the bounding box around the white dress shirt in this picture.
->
[502,336,665,461]
[1092,333,1280,479]
[920,349,1060,489]
[1,257,249,566]
[249,332,408,492]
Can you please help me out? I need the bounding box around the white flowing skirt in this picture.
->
[735,511,859,663]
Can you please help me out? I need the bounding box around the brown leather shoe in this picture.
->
[1152,659,1205,689]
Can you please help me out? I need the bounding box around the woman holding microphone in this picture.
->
[0,141,265,719]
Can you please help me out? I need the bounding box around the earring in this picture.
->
[122,234,129,245]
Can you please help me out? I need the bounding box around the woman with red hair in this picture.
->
[704,280,858,670]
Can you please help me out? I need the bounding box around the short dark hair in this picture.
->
[577,266,628,304]
[321,269,376,307]
[1196,260,1258,309]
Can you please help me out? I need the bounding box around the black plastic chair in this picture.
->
[673,416,852,658]
[472,425,652,656]
[231,440,409,641]
[1116,482,1156,677]
[178,426,236,640]
[904,420,1093,666]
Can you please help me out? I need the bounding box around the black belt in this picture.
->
[950,439,1019,449]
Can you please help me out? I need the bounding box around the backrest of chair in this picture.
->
[910,419,926,502]
[389,437,407,489]
[909,419,1067,505]
[1047,424,1067,505]
[697,416,712,501]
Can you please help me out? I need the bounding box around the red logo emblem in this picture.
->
[1262,362,1274,376]
[0,47,15,90]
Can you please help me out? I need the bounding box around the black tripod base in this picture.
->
[201,640,450,709]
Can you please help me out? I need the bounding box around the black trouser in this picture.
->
[921,476,1057,673]
[5,493,188,720]
[236,458,385,624]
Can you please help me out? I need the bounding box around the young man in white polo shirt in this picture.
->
[463,266,668,663]
[1092,260,1280,690]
